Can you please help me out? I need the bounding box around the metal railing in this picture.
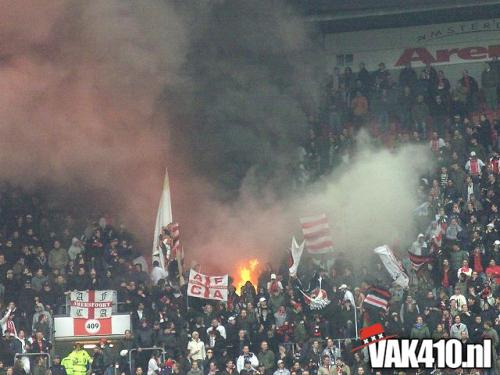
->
[14,352,51,373]
[128,347,165,374]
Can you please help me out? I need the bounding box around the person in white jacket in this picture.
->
[151,261,168,286]
[237,345,259,373]
[68,237,84,261]
[187,331,206,365]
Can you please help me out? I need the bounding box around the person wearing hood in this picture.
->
[68,237,83,262]
[409,234,428,256]
[410,316,430,339]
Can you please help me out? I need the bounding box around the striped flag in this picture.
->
[363,286,391,311]
[300,214,333,254]
[167,222,182,258]
[408,251,433,272]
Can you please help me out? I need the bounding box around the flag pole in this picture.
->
[354,301,359,339]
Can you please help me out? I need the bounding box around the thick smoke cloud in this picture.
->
[1,0,430,273]
[0,0,186,239]
[187,133,431,272]
[166,0,320,196]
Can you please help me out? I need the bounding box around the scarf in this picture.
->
[6,319,16,336]
[442,267,449,288]
[490,158,499,174]
[473,252,483,273]
[431,139,439,153]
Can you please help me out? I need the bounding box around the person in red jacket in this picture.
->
[485,259,500,285]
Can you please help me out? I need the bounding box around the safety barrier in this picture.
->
[128,347,165,374]
[14,352,51,373]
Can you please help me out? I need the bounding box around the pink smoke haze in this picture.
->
[0,1,188,245]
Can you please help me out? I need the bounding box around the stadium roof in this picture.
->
[290,0,500,33]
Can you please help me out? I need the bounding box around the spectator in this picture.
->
[318,355,333,375]
[481,63,498,110]
[350,92,368,128]
[257,341,275,374]
[410,316,430,339]
[49,355,67,375]
[273,360,290,375]
[459,70,479,113]
[409,234,428,256]
[411,95,429,137]
[450,315,469,339]
[398,62,417,89]
[48,241,69,273]
[91,345,106,375]
[68,237,83,262]
[188,331,206,367]
[187,361,202,375]
[151,261,168,286]
[236,346,258,374]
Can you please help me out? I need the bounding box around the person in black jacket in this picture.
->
[50,355,68,375]
[91,345,106,375]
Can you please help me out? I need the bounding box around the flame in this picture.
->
[234,258,260,291]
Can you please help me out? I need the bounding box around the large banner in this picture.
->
[68,290,114,336]
[187,269,228,301]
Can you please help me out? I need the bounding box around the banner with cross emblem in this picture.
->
[70,290,113,319]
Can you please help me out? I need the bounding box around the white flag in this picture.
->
[374,245,409,289]
[152,169,173,271]
[289,237,304,277]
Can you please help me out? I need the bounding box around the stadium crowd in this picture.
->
[0,60,498,375]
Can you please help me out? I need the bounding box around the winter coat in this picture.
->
[48,247,69,271]
[257,350,275,371]
[49,364,67,375]
[482,69,498,88]
[410,323,430,339]
[450,249,469,271]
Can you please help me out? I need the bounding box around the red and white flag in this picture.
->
[407,251,434,272]
[300,214,333,254]
[363,286,391,311]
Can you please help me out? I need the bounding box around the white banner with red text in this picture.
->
[187,269,228,302]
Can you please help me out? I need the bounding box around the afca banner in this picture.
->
[70,290,113,319]
[187,270,228,302]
